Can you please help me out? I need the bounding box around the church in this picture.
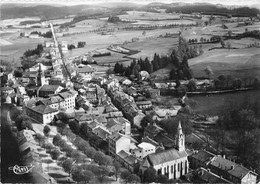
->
[140,122,189,180]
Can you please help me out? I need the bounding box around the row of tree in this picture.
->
[23,44,43,57]
[188,35,221,44]
[68,41,86,50]
[115,36,198,80]
[30,31,53,38]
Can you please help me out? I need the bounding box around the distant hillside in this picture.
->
[145,3,260,17]
[0,4,106,20]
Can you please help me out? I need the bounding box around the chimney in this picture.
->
[223,155,225,159]
[231,165,234,170]
[207,168,210,172]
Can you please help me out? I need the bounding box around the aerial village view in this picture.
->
[1,0,260,183]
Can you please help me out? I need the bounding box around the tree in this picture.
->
[228,30,232,37]
[187,79,197,92]
[62,158,73,176]
[68,44,76,50]
[141,115,154,129]
[94,151,106,165]
[10,106,22,121]
[127,174,141,183]
[68,120,80,134]
[204,66,213,79]
[220,37,225,48]
[82,170,95,183]
[218,75,226,89]
[143,168,157,183]
[120,170,131,182]
[71,165,84,183]
[14,70,23,77]
[43,125,51,137]
[253,78,260,89]
[232,78,242,89]
[20,118,33,131]
[113,160,121,181]
[85,147,96,159]
[35,133,45,146]
[71,150,82,162]
[50,149,61,160]
[77,41,86,48]
[96,166,109,182]
[53,134,62,146]
[226,41,231,50]
[157,174,169,183]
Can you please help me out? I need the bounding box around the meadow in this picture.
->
[118,11,180,20]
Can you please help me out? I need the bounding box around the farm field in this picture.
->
[189,47,260,79]
[132,19,196,25]
[126,37,179,60]
[0,17,41,26]
[118,11,180,20]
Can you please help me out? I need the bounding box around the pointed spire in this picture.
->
[176,121,185,151]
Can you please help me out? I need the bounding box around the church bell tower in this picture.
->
[176,121,185,152]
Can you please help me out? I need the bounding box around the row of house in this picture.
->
[102,77,145,128]
[187,149,258,183]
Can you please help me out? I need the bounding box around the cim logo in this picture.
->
[8,165,34,175]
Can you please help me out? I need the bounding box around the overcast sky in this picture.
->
[1,0,260,6]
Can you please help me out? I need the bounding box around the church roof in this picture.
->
[148,148,188,166]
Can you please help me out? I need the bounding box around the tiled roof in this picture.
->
[191,149,216,164]
[31,104,58,114]
[109,132,124,141]
[88,121,98,129]
[148,148,188,166]
[136,101,152,105]
[124,155,139,166]
[195,167,231,183]
[154,133,175,148]
[145,124,164,133]
[210,155,254,179]
[142,136,160,147]
[106,120,117,129]
[39,85,61,92]
[117,150,130,159]
[94,127,110,140]
[58,91,74,99]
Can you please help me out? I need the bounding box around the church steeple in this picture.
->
[37,63,45,86]
[176,121,185,152]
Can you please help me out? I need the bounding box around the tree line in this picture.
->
[114,36,201,80]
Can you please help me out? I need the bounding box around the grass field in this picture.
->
[119,11,180,20]
[186,90,260,116]
[189,47,260,79]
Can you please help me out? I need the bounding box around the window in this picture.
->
[178,163,180,171]
[171,165,173,173]
[164,167,167,174]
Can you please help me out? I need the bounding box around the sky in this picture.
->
[1,0,260,6]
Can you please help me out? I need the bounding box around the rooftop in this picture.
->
[191,149,216,164]
[210,155,257,179]
[31,104,58,114]
[39,85,62,92]
[148,148,188,166]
